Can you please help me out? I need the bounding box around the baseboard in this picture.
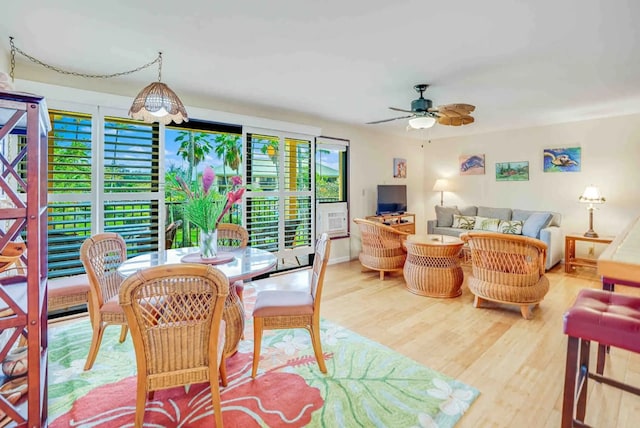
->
[329,256,350,265]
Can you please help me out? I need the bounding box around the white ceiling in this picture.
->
[3,0,640,139]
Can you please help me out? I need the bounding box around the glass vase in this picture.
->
[200,229,218,259]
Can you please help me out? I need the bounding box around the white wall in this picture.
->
[14,73,639,264]
[14,76,421,264]
[423,113,640,239]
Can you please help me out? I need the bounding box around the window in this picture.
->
[164,120,243,248]
[315,137,349,238]
[46,110,161,278]
[244,129,314,262]
[315,136,348,203]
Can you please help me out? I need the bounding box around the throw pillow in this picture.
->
[473,216,500,232]
[452,214,476,230]
[498,220,524,234]
[522,212,553,238]
[435,205,458,227]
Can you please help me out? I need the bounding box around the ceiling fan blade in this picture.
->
[389,106,415,114]
[430,103,476,114]
[437,115,475,126]
[366,114,414,125]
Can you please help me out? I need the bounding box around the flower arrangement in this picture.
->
[176,166,245,233]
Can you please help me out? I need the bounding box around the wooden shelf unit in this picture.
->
[0,90,50,427]
[366,213,416,234]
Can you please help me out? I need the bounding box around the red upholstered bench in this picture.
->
[561,288,640,427]
[48,274,91,313]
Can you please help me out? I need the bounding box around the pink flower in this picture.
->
[227,188,245,205]
[230,175,243,187]
[202,166,215,195]
[215,188,246,227]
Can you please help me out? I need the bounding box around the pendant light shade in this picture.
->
[129,81,188,125]
[128,52,188,125]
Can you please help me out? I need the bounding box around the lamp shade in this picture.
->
[129,82,189,125]
[432,178,451,192]
[408,116,436,129]
[579,185,605,204]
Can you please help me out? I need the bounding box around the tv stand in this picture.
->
[366,213,415,234]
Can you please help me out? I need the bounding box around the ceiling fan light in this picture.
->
[408,116,436,129]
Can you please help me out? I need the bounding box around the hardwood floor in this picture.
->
[251,261,640,428]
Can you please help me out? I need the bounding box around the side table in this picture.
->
[564,233,614,273]
[403,234,464,297]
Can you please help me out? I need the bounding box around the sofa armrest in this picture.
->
[427,219,436,235]
[539,226,562,270]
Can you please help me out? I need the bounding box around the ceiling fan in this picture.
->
[366,84,475,129]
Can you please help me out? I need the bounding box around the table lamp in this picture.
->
[432,179,451,206]
[579,185,605,238]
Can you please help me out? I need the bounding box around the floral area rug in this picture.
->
[48,289,479,427]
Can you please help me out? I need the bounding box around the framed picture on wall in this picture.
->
[394,158,407,178]
[496,161,529,181]
[459,154,485,175]
[543,147,581,172]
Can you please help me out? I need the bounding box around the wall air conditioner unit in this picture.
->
[317,202,348,238]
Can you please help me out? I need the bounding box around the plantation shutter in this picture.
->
[102,116,161,255]
[244,129,314,261]
[46,111,162,279]
[47,111,94,277]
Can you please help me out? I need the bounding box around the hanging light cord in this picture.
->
[9,37,161,82]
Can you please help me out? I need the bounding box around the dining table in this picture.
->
[117,246,277,357]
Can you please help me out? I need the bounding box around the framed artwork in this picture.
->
[394,158,407,178]
[459,154,485,175]
[496,161,529,181]
[543,147,581,172]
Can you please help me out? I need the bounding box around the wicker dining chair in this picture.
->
[217,223,249,251]
[216,223,250,343]
[80,232,129,370]
[460,232,550,319]
[251,233,331,378]
[353,218,409,280]
[119,263,229,428]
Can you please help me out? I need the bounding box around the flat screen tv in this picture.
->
[376,185,407,215]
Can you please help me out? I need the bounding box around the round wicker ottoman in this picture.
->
[403,234,464,298]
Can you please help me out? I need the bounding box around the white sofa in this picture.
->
[427,205,562,270]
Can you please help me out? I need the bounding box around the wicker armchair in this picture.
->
[460,232,550,319]
[119,263,229,428]
[353,218,409,280]
[252,233,331,378]
[80,233,129,370]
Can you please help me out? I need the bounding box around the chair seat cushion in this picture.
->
[101,294,125,314]
[48,274,90,298]
[253,290,313,317]
[564,288,640,354]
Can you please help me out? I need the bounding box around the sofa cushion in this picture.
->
[432,226,469,237]
[498,220,524,234]
[477,206,511,221]
[522,212,553,238]
[473,216,501,232]
[435,205,458,227]
[458,206,478,216]
[452,214,476,230]
[513,209,562,227]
